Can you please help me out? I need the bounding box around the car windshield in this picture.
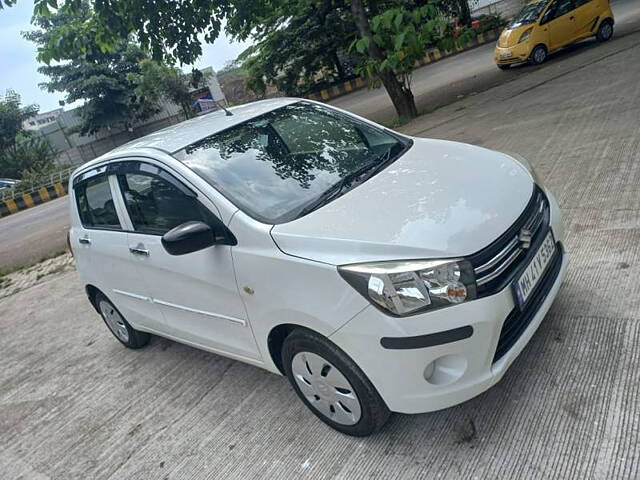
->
[173,102,409,224]
[509,1,547,28]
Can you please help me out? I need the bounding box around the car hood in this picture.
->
[271,138,534,265]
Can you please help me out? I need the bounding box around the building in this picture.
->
[23,107,63,131]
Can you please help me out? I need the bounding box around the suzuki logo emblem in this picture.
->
[519,228,533,249]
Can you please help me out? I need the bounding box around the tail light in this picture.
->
[66,230,74,258]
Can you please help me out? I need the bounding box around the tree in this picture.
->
[15,0,472,121]
[352,3,474,119]
[23,3,161,136]
[232,0,357,96]
[129,61,210,119]
[0,90,56,179]
[0,89,37,152]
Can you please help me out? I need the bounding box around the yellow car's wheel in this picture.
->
[596,20,614,42]
[529,44,548,65]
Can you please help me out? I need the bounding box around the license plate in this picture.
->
[513,231,557,308]
[500,50,512,59]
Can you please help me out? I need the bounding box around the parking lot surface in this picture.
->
[1,28,640,480]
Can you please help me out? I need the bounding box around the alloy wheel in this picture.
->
[600,23,613,40]
[291,351,362,425]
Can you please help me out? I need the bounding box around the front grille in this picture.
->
[469,187,549,298]
[493,245,563,362]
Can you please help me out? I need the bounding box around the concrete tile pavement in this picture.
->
[2,29,640,480]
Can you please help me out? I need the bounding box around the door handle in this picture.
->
[129,247,150,256]
[78,237,91,245]
[570,16,575,20]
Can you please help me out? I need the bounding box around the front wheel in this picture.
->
[95,292,150,349]
[529,45,548,65]
[596,20,614,42]
[282,328,390,436]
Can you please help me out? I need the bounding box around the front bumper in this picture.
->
[329,187,568,414]
[495,43,532,65]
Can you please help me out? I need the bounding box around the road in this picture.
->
[330,0,639,123]
[0,0,637,273]
[0,196,69,272]
[1,14,640,480]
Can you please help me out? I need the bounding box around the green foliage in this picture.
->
[217,59,245,78]
[0,0,18,9]
[234,0,357,96]
[0,90,57,179]
[0,89,38,152]
[23,3,161,136]
[474,13,505,33]
[355,3,475,90]
[1,137,58,181]
[13,162,72,195]
[27,0,229,65]
[129,61,210,119]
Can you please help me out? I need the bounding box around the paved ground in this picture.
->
[2,17,640,480]
[1,0,637,273]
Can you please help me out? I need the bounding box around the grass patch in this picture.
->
[0,250,67,279]
[35,263,68,282]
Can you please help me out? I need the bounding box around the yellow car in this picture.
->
[495,0,614,69]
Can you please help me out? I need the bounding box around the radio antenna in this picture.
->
[216,101,233,116]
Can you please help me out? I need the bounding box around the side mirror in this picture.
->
[161,221,217,256]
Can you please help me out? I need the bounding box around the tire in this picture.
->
[497,64,511,70]
[282,328,390,436]
[529,44,548,65]
[596,20,614,42]
[95,292,150,349]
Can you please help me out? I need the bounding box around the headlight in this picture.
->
[338,259,477,317]
[519,28,533,43]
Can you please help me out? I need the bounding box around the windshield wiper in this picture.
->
[296,147,395,218]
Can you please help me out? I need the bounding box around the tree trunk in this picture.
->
[458,0,472,26]
[332,51,346,80]
[350,0,418,120]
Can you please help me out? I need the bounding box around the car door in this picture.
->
[113,160,261,362]
[71,167,161,332]
[572,0,599,39]
[542,0,577,50]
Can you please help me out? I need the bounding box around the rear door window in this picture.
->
[75,175,121,230]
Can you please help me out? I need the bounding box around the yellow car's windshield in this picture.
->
[509,1,547,28]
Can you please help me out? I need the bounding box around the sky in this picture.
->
[0,1,251,113]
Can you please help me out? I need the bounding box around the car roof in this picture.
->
[108,97,300,156]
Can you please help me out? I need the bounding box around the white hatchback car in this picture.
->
[68,98,568,436]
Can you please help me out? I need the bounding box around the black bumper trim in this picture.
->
[380,325,473,350]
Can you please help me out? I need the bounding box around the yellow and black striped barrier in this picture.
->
[0,182,68,218]
[307,28,501,102]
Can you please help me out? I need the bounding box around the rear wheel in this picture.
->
[529,44,548,65]
[282,328,390,436]
[596,20,613,42]
[95,292,150,349]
